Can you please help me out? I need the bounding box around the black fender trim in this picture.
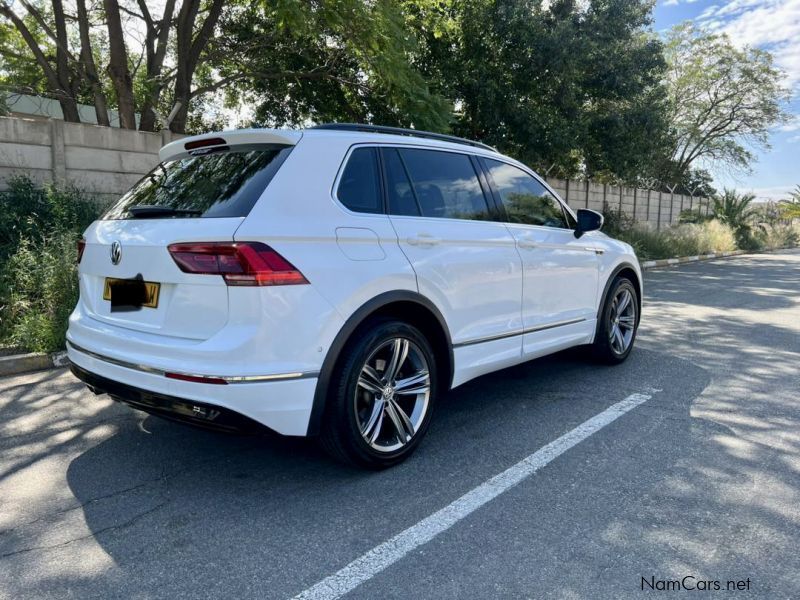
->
[595,262,642,333]
[306,290,453,436]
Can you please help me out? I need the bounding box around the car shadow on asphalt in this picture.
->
[42,345,747,598]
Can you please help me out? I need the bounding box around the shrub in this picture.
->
[711,189,756,248]
[612,219,737,261]
[0,176,100,263]
[0,177,104,352]
[756,223,800,250]
[1,232,81,352]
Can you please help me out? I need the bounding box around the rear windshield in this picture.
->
[102,144,293,219]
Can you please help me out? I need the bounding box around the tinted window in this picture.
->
[103,144,292,219]
[483,159,568,228]
[337,148,383,214]
[383,148,420,216]
[398,149,490,221]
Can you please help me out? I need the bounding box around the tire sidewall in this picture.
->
[598,278,638,363]
[333,319,438,467]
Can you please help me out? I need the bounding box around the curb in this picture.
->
[639,246,799,270]
[640,250,747,270]
[0,350,68,377]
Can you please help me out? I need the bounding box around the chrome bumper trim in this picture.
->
[66,340,319,383]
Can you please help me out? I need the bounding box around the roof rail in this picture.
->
[310,123,497,152]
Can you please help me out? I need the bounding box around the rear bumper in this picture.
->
[67,341,318,436]
[70,363,263,433]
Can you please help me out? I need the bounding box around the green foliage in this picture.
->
[216,0,451,132]
[402,0,670,180]
[1,232,81,352]
[678,209,713,224]
[779,185,800,220]
[0,177,100,264]
[711,188,756,248]
[608,219,737,261]
[0,178,103,352]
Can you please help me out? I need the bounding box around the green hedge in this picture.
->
[0,177,105,352]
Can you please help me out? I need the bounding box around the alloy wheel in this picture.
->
[353,337,431,453]
[608,287,636,354]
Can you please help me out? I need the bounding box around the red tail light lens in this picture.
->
[77,238,86,263]
[165,372,227,385]
[167,242,308,286]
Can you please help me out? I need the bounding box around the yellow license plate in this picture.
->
[103,278,161,309]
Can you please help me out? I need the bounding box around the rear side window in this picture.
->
[103,144,292,219]
[337,148,383,214]
[483,158,569,228]
[396,149,491,221]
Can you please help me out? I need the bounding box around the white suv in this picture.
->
[68,124,641,468]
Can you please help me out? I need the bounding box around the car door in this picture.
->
[479,157,600,356]
[382,146,523,375]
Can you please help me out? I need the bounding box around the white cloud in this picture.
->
[663,0,680,6]
[778,117,800,131]
[697,0,800,87]
[789,133,800,142]
[748,184,798,200]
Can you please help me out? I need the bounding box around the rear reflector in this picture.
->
[167,242,308,286]
[77,238,86,263]
[165,372,228,385]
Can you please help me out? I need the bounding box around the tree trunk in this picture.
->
[168,0,224,133]
[103,0,137,129]
[50,0,82,122]
[136,0,177,131]
[76,0,110,126]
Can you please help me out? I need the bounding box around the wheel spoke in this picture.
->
[383,338,409,383]
[613,325,625,351]
[618,315,635,330]
[360,398,384,437]
[385,399,414,443]
[366,401,385,444]
[394,371,430,395]
[358,364,384,394]
[616,290,632,314]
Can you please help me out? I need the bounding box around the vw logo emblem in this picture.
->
[110,241,122,265]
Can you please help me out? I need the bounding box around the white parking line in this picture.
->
[292,390,658,600]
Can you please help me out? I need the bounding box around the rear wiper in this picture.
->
[128,205,203,218]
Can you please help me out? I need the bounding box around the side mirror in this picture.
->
[574,208,604,239]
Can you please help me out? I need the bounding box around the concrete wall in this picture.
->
[0,116,182,203]
[544,177,711,229]
[0,116,710,227]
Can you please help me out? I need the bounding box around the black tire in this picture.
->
[593,277,639,364]
[319,318,438,469]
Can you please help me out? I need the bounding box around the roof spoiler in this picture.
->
[160,129,302,162]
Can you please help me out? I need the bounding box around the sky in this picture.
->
[653,0,800,200]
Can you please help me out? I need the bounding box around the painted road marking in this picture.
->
[292,390,659,600]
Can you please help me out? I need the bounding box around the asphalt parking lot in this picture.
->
[1,249,799,599]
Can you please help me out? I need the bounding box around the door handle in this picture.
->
[517,238,537,250]
[407,233,441,247]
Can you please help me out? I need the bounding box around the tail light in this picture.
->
[167,242,308,286]
[77,238,86,263]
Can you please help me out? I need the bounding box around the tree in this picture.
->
[401,0,670,181]
[780,185,800,220]
[663,24,790,180]
[712,188,756,246]
[0,1,83,121]
[214,1,450,131]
